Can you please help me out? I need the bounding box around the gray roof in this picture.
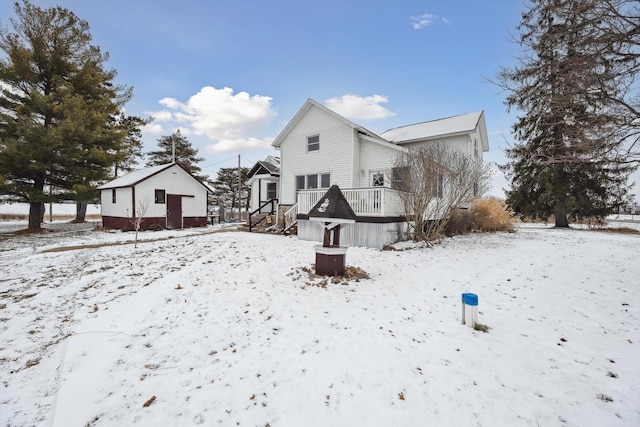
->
[97,164,174,189]
[97,163,213,193]
[380,111,484,143]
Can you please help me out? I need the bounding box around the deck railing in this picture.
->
[297,187,406,217]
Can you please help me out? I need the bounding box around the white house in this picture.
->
[97,163,211,230]
[246,155,280,214]
[251,98,489,248]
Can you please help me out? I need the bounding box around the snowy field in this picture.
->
[0,207,639,426]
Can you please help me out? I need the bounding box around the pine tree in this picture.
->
[498,0,639,226]
[211,167,250,219]
[146,130,207,181]
[112,114,149,177]
[0,1,132,229]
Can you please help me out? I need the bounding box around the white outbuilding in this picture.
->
[97,163,211,230]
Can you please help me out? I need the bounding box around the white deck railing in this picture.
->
[297,187,406,217]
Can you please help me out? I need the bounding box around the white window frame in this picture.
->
[307,135,320,152]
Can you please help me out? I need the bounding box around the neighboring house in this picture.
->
[254,98,489,248]
[97,163,211,230]
[246,155,280,214]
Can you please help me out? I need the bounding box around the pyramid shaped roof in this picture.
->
[308,185,357,223]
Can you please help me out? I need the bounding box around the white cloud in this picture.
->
[146,110,173,122]
[410,13,451,29]
[142,122,164,136]
[209,136,275,153]
[324,94,396,121]
[150,86,277,152]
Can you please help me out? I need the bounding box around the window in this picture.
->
[266,182,277,200]
[111,188,116,203]
[372,172,385,187]
[155,189,166,204]
[320,173,331,188]
[307,135,320,152]
[307,174,318,189]
[391,167,409,192]
[295,173,331,190]
[429,173,444,198]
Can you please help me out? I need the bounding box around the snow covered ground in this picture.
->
[0,212,639,426]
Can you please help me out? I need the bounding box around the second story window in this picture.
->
[307,135,320,152]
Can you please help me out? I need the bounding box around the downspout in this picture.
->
[131,186,136,222]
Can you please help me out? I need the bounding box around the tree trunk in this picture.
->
[28,202,43,230]
[75,201,88,223]
[554,204,569,228]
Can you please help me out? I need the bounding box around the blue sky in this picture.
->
[2,0,637,200]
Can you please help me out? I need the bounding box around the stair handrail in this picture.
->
[283,203,298,234]
[249,199,278,232]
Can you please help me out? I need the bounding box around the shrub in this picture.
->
[445,209,475,236]
[471,197,516,232]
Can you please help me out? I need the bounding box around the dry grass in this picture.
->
[0,213,101,221]
[471,197,516,232]
[593,227,640,235]
[444,209,475,236]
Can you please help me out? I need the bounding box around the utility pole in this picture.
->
[237,154,241,221]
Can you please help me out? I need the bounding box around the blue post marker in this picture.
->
[461,293,479,327]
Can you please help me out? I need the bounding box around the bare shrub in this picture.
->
[394,143,492,243]
[472,197,515,232]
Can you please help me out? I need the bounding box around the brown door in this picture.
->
[166,194,182,229]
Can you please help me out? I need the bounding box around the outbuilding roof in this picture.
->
[97,163,212,192]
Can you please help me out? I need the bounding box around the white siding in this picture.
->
[136,166,207,217]
[298,220,407,249]
[358,140,403,187]
[250,175,278,212]
[279,106,356,205]
[100,187,133,217]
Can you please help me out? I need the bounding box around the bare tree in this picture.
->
[130,197,150,248]
[393,143,491,243]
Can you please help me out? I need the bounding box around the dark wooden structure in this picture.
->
[308,185,357,276]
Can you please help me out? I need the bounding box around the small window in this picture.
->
[295,175,305,191]
[320,173,331,188]
[392,167,409,192]
[372,172,384,187]
[307,174,318,189]
[307,135,319,152]
[429,173,444,198]
[111,188,116,203]
[266,182,277,200]
[155,189,166,204]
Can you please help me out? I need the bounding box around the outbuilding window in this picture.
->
[111,188,116,203]
[307,135,320,152]
[155,189,166,204]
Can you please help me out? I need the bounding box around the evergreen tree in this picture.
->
[0,1,132,229]
[497,0,639,226]
[211,167,250,218]
[146,130,207,181]
[112,113,149,177]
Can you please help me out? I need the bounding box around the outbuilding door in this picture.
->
[166,194,182,229]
